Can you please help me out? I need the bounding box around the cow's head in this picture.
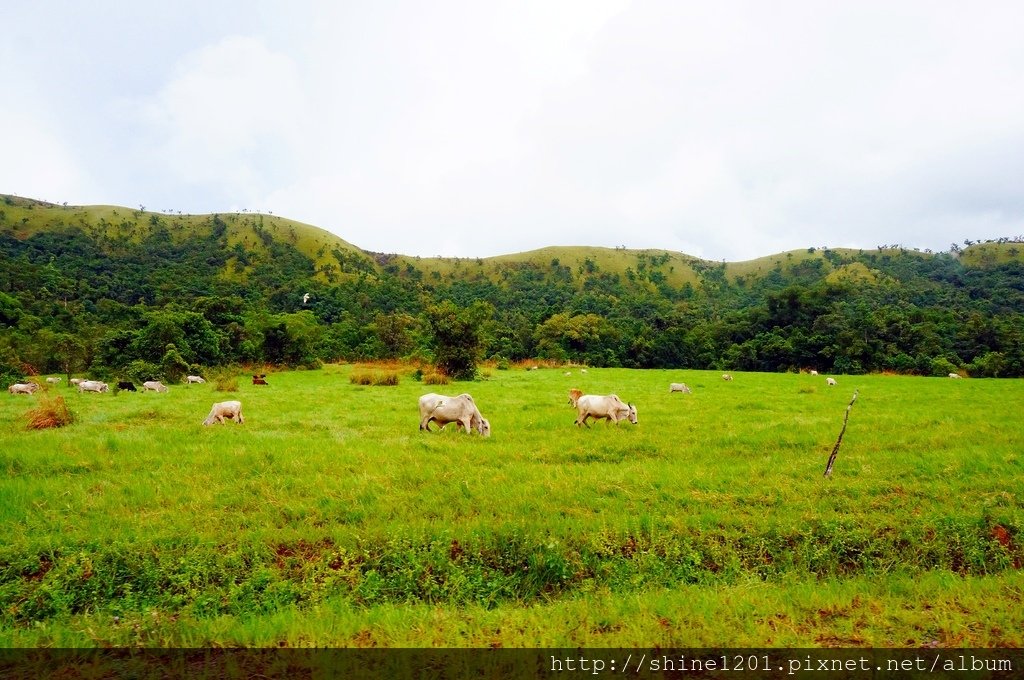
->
[627,403,638,424]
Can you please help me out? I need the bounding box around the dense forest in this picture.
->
[1,194,1023,384]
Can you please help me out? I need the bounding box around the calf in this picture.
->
[116,381,137,392]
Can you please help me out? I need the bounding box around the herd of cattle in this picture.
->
[5,369,963,433]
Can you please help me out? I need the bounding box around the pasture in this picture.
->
[0,366,1021,647]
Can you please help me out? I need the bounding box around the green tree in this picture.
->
[161,344,190,383]
[424,300,493,380]
[52,333,85,382]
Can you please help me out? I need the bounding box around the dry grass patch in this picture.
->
[350,370,400,386]
[24,395,74,430]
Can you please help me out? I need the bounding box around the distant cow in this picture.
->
[8,383,38,395]
[203,400,245,426]
[948,372,961,379]
[568,388,583,407]
[809,370,819,376]
[252,374,268,386]
[419,393,490,436]
[722,374,733,381]
[575,394,638,427]
[116,381,137,392]
[669,382,691,394]
[186,375,206,384]
[77,380,108,393]
[45,377,61,384]
[70,378,83,386]
[142,381,168,393]
[826,377,837,386]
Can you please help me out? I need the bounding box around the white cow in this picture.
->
[722,373,733,381]
[186,375,206,384]
[203,400,244,426]
[70,378,83,385]
[419,393,490,436]
[575,394,638,427]
[948,372,961,379]
[77,380,108,393]
[809,370,819,376]
[669,382,691,394]
[826,377,837,386]
[142,381,169,393]
[46,377,61,384]
[8,383,38,395]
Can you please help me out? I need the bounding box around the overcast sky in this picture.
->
[3,1,1023,261]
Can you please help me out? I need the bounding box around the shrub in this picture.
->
[350,371,374,386]
[209,367,240,392]
[349,371,399,386]
[122,360,163,385]
[25,395,74,430]
[423,372,450,385]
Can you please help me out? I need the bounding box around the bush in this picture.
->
[25,395,74,430]
[122,360,163,385]
[350,371,400,386]
[209,367,240,392]
[423,372,450,386]
[929,356,960,378]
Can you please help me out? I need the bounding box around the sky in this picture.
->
[2,1,1024,261]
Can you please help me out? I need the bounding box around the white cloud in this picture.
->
[4,1,1024,259]
[129,35,307,204]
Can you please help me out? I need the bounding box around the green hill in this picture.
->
[1,193,1023,380]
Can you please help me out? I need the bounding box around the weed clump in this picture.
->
[25,395,74,430]
[422,371,450,385]
[350,371,400,386]
[210,368,240,392]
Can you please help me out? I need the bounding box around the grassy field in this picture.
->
[0,366,1021,647]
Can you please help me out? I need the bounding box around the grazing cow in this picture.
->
[580,369,588,374]
[575,394,638,427]
[78,380,108,393]
[722,373,733,381]
[186,375,206,384]
[70,378,83,385]
[568,388,583,407]
[46,377,61,384]
[948,372,961,379]
[142,381,169,393]
[252,374,268,385]
[809,370,819,376]
[564,371,572,376]
[8,383,38,395]
[669,382,691,394]
[203,400,245,426]
[419,393,490,436]
[826,377,837,386]
[116,381,137,392]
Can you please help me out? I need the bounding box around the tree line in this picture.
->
[1,219,1022,385]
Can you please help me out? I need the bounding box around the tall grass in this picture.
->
[0,367,1021,646]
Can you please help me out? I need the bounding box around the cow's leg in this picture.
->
[460,417,472,434]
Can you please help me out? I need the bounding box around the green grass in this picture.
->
[0,367,1021,647]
